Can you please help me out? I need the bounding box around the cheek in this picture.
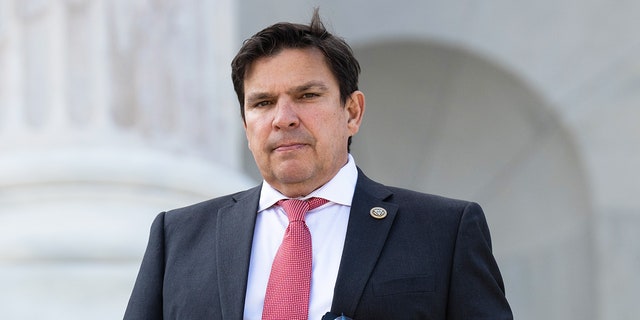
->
[315,123,349,152]
[244,118,263,141]
[321,112,350,136]
[246,131,261,151]
[244,127,253,147]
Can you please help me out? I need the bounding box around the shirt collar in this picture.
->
[258,154,358,212]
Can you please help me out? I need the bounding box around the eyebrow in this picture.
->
[245,92,273,105]
[245,81,330,105]
[288,81,329,94]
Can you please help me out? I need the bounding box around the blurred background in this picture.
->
[1,0,639,319]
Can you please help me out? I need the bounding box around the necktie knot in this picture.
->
[277,197,329,223]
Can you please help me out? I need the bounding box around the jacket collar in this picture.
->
[216,185,261,319]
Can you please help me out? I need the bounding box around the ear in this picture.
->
[345,90,365,136]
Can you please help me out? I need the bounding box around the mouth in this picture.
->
[274,143,307,152]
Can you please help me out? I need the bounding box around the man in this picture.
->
[124,9,513,320]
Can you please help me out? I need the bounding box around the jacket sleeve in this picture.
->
[446,202,513,319]
[124,212,166,320]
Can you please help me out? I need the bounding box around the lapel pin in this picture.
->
[369,207,387,219]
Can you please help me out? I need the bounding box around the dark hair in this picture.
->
[231,8,361,121]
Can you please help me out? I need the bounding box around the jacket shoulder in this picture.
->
[386,185,474,211]
[357,169,474,213]
[162,185,260,224]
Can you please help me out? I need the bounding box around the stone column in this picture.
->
[0,0,251,318]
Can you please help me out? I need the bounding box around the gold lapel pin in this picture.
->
[369,207,387,219]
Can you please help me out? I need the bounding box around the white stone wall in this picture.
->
[0,0,252,319]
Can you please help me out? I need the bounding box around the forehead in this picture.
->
[244,48,337,89]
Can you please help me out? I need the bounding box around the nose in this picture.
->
[272,99,299,130]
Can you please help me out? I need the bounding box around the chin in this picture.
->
[273,164,314,184]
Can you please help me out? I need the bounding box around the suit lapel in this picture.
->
[331,171,398,316]
[216,186,260,319]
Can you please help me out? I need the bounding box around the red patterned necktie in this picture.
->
[262,197,329,320]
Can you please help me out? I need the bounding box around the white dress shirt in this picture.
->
[243,154,358,320]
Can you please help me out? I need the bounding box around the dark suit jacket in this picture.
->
[124,169,513,319]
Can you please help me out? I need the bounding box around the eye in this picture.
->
[254,100,272,108]
[301,92,319,99]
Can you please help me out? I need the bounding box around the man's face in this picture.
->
[243,48,364,198]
